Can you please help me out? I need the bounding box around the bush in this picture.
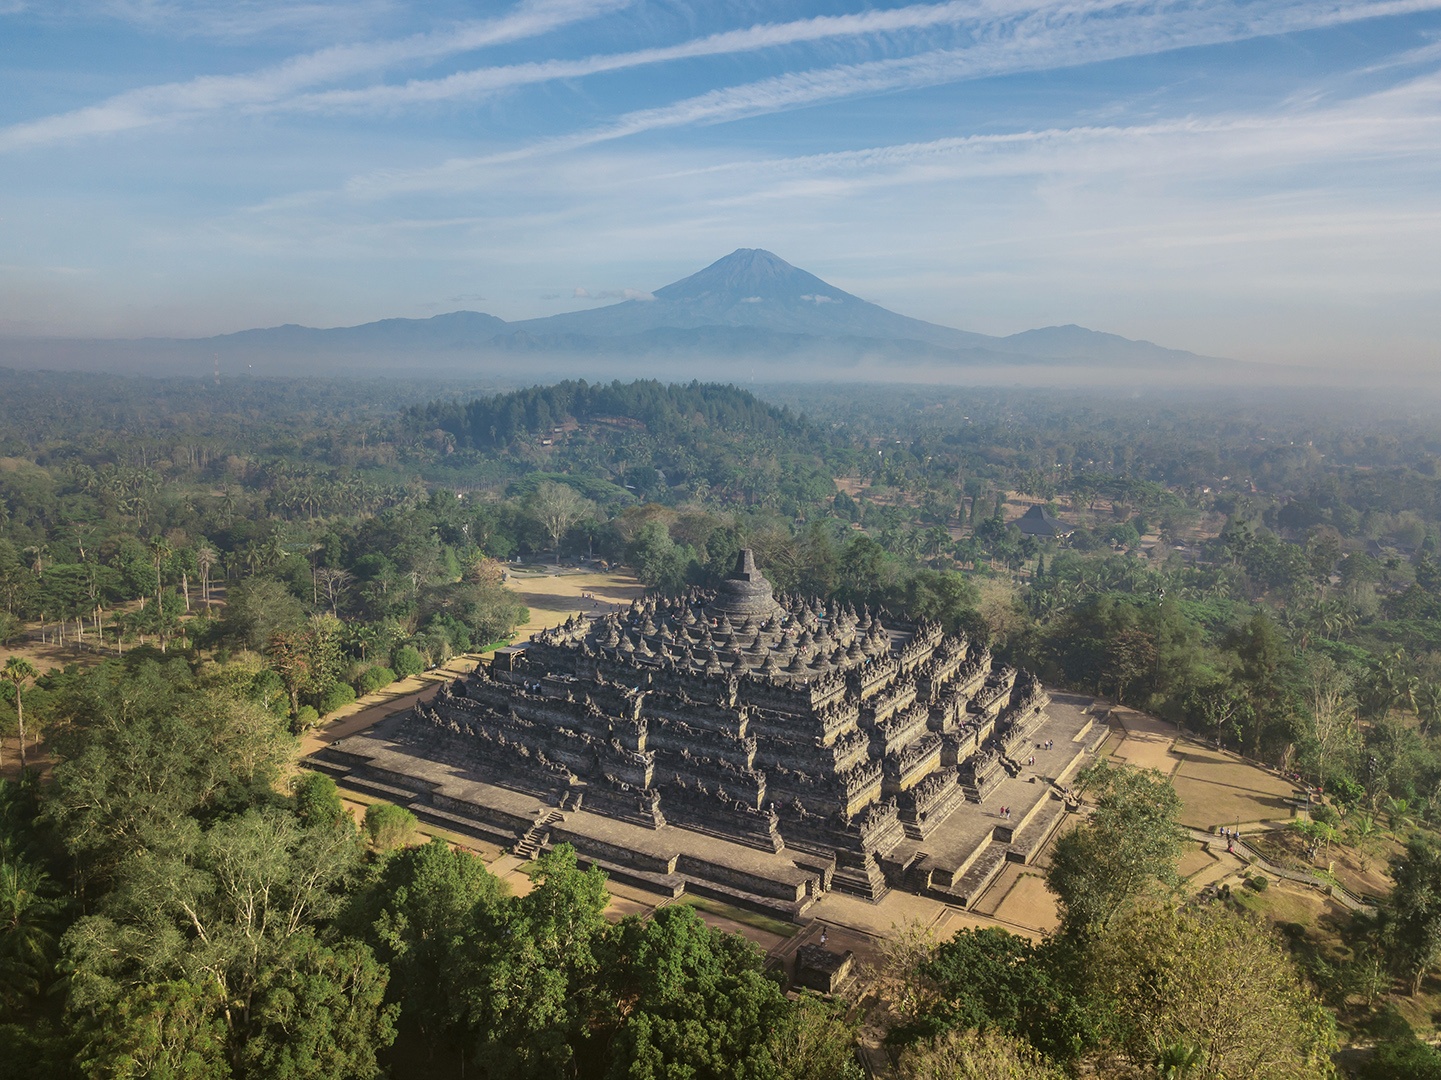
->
[292,771,345,829]
[319,681,356,715]
[249,667,288,715]
[1247,874,1269,891]
[393,646,425,678]
[1359,1028,1441,1080]
[355,665,397,696]
[364,802,418,851]
[293,705,320,731]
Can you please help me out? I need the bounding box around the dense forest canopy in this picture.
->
[8,371,1441,1074]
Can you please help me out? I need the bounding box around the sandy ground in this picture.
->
[972,864,1062,934]
[1108,708,1298,829]
[1169,743,1298,829]
[1108,707,1185,775]
[502,566,646,638]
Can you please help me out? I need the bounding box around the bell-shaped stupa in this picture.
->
[707,548,783,621]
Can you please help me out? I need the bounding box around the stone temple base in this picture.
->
[308,691,1103,919]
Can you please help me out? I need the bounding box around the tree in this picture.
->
[47,662,296,894]
[363,803,417,852]
[527,481,593,561]
[464,844,609,1077]
[0,856,63,1015]
[596,904,794,1078]
[895,927,1096,1063]
[234,933,396,1080]
[348,838,507,1051]
[0,658,37,769]
[1046,762,1185,938]
[1302,657,1356,792]
[767,993,860,1080]
[75,978,230,1080]
[292,771,346,831]
[64,806,371,1077]
[1090,904,1336,1079]
[897,1028,1066,1080]
[221,578,306,653]
[195,543,218,613]
[1384,836,1441,995]
[267,631,312,720]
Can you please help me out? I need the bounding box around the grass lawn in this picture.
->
[674,893,800,939]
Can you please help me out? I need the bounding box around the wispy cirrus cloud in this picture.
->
[226,64,1441,269]
[40,1,399,42]
[323,0,1441,200]
[286,0,1113,111]
[0,0,630,151]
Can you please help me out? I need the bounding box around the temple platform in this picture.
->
[309,690,1105,918]
[313,712,827,918]
[879,692,1101,908]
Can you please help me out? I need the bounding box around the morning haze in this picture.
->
[3,3,1441,1079]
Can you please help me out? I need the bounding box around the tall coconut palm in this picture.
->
[0,856,62,1009]
[195,543,218,612]
[1,657,38,769]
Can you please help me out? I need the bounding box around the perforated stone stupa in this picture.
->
[314,550,1100,913]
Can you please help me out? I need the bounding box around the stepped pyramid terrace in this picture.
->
[311,550,1108,916]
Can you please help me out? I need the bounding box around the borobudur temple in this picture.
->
[311,550,1107,916]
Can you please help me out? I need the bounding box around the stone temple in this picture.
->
[312,550,1107,916]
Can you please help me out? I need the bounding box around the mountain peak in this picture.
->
[653,248,854,305]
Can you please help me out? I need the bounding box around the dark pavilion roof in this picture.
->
[709,548,784,619]
[1015,504,1072,538]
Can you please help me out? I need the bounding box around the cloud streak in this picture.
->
[286,0,1122,111]
[329,0,1441,199]
[0,0,630,151]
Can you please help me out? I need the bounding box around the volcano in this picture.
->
[508,248,993,349]
[0,248,1228,378]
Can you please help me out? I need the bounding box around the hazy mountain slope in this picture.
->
[0,248,1234,378]
[507,248,997,349]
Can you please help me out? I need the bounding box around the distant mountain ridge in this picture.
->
[0,248,1234,379]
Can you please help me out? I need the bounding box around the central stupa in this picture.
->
[709,548,784,620]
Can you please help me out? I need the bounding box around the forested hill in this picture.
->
[408,380,848,513]
[410,379,815,450]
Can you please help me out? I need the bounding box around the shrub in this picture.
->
[292,771,345,829]
[364,802,418,851]
[293,705,320,731]
[1248,875,1269,891]
[393,646,425,678]
[355,665,397,695]
[319,681,356,715]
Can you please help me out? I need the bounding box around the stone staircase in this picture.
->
[939,791,1072,909]
[514,809,565,859]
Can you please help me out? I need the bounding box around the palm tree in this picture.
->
[1,657,38,769]
[1156,1041,1205,1079]
[148,536,172,612]
[20,545,46,579]
[195,543,218,612]
[1347,812,1380,873]
[1418,683,1441,737]
[1385,796,1415,839]
[0,856,61,1009]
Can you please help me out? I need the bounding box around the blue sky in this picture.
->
[2,0,1440,369]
